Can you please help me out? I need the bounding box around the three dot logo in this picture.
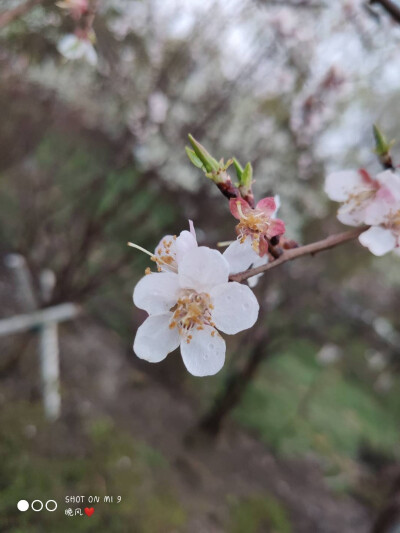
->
[17,500,57,512]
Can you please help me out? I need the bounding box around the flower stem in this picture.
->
[229,226,369,283]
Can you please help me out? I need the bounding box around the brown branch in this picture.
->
[0,0,43,29]
[370,0,400,24]
[230,226,369,283]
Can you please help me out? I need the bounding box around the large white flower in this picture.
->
[133,247,259,376]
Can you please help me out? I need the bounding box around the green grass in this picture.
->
[228,494,292,533]
[235,339,400,463]
[0,404,186,533]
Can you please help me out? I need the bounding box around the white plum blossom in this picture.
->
[133,247,259,377]
[224,195,283,287]
[57,34,97,66]
[324,168,383,226]
[358,174,400,256]
[325,168,400,256]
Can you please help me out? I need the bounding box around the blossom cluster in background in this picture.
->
[56,0,97,65]
[325,168,400,256]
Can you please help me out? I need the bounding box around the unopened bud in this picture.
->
[187,134,219,173]
[373,124,395,169]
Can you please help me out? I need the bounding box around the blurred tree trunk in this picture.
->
[196,331,270,437]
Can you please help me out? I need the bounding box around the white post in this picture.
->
[39,322,61,421]
[4,254,37,311]
[4,254,73,421]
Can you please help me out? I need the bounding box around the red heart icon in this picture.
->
[84,507,95,517]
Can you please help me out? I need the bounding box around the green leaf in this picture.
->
[373,124,394,156]
[233,158,244,181]
[241,162,253,188]
[188,134,219,173]
[185,147,204,169]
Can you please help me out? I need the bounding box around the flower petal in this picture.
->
[133,313,180,362]
[268,218,285,238]
[175,230,197,263]
[376,170,400,201]
[154,234,178,271]
[154,234,175,255]
[247,255,269,288]
[210,282,259,334]
[223,237,258,274]
[256,197,276,217]
[337,203,367,227]
[272,194,281,217]
[358,226,396,256]
[180,325,225,376]
[324,170,365,202]
[229,197,251,219]
[133,272,179,314]
[178,246,229,292]
[363,197,392,226]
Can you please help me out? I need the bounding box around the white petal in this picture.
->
[84,42,98,66]
[154,234,177,269]
[178,246,229,292]
[180,325,225,376]
[324,170,364,202]
[57,34,97,65]
[210,282,259,334]
[133,313,180,362]
[273,194,281,217]
[358,226,396,256]
[376,170,400,201]
[363,197,391,225]
[223,238,259,274]
[133,272,179,314]
[337,202,367,227]
[175,230,198,263]
[247,255,269,288]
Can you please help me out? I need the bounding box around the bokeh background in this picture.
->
[1,0,400,531]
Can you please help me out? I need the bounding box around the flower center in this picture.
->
[346,189,376,210]
[386,210,400,235]
[169,289,215,341]
[236,203,270,254]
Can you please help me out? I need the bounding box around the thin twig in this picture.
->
[0,0,43,30]
[370,0,400,24]
[229,226,368,283]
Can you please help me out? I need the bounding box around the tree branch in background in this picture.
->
[230,226,368,283]
[0,0,43,30]
[370,0,400,24]
[195,331,271,437]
